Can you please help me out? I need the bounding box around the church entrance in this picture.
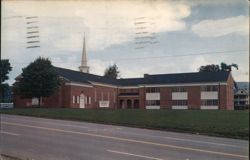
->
[80,94,85,108]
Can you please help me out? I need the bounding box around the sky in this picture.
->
[1,0,249,84]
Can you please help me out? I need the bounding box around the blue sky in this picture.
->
[2,0,249,84]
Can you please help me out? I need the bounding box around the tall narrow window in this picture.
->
[101,92,104,101]
[94,89,97,102]
[89,97,91,104]
[72,96,75,104]
[77,96,80,103]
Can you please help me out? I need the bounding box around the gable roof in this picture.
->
[54,66,230,87]
[234,89,249,95]
[54,67,118,85]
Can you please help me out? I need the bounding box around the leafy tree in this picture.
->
[199,64,220,72]
[220,62,238,72]
[0,83,12,103]
[16,57,60,106]
[199,62,239,89]
[104,64,120,79]
[0,59,12,102]
[199,62,238,72]
[0,59,12,84]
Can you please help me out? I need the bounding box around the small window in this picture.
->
[146,87,160,93]
[88,97,91,104]
[201,85,218,92]
[146,100,160,105]
[77,96,80,103]
[172,87,187,92]
[73,96,75,104]
[201,100,218,106]
[172,100,188,106]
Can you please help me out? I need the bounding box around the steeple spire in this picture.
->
[79,33,89,73]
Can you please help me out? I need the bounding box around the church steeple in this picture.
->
[79,34,89,73]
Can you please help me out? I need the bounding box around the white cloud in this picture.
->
[189,56,209,71]
[2,0,190,52]
[191,16,249,37]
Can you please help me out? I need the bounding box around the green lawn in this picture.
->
[0,108,249,140]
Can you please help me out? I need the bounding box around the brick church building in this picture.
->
[13,37,235,110]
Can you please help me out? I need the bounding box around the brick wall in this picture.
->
[160,87,172,109]
[187,86,201,109]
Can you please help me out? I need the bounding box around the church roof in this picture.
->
[54,67,118,85]
[54,67,231,87]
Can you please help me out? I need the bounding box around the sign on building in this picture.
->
[99,101,109,108]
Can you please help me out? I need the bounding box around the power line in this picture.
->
[109,50,248,62]
[8,49,248,65]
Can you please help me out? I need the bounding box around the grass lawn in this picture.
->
[0,108,249,140]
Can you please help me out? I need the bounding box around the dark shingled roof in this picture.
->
[142,71,230,85]
[54,67,230,86]
[54,67,118,85]
[117,78,145,86]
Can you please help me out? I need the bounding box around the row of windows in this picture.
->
[172,100,188,106]
[72,95,91,105]
[94,90,116,103]
[145,100,218,106]
[201,100,218,106]
[145,85,218,93]
[200,86,218,92]
[172,87,187,92]
[120,89,139,93]
[146,100,160,106]
[146,87,160,93]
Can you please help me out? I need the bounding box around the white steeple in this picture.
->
[79,34,89,73]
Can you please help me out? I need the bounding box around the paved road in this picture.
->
[0,114,248,160]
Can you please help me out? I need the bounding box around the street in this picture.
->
[0,114,249,160]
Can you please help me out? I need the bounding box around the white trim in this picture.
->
[119,86,140,89]
[201,106,218,109]
[138,82,227,88]
[146,106,160,109]
[201,91,218,99]
[89,81,117,88]
[172,106,188,109]
[146,93,160,100]
[172,92,188,100]
[65,82,93,88]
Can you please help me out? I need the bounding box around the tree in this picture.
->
[0,59,12,84]
[220,62,238,72]
[199,64,220,72]
[199,62,238,72]
[16,57,60,106]
[104,64,120,79]
[0,59,12,102]
[198,62,239,89]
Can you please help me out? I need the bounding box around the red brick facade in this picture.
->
[14,72,234,110]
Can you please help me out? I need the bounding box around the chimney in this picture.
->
[144,73,149,78]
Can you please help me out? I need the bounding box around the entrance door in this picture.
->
[80,94,85,108]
